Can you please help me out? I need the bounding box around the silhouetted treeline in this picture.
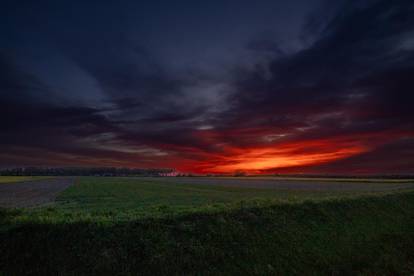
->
[0,167,174,176]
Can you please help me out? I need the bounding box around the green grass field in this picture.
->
[0,176,52,183]
[54,177,391,219]
[1,177,414,275]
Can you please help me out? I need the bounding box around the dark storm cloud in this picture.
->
[226,0,414,138]
[1,0,414,173]
[0,54,52,104]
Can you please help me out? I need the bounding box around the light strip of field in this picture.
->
[0,176,54,184]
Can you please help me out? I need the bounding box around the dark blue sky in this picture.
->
[1,0,414,174]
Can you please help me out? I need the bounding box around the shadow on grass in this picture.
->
[1,192,414,275]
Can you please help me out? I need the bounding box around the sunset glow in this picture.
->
[209,145,367,173]
[1,0,414,174]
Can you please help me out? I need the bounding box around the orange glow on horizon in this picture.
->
[209,146,366,173]
[139,129,414,174]
[188,138,371,174]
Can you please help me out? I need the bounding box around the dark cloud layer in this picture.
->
[1,0,413,174]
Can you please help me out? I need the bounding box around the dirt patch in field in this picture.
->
[146,177,414,191]
[0,178,74,208]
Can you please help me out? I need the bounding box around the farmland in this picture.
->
[0,176,52,184]
[1,176,414,275]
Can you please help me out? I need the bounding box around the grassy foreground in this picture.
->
[1,177,414,275]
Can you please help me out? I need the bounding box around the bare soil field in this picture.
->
[143,177,414,191]
[0,178,74,208]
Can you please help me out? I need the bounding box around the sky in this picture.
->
[1,0,414,174]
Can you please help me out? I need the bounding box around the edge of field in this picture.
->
[0,176,55,184]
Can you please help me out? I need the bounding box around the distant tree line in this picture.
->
[1,167,412,178]
[0,167,175,177]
